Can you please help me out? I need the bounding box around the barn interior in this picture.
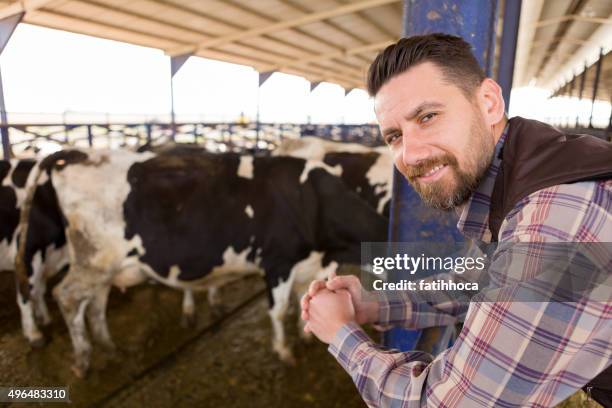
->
[0,1,610,407]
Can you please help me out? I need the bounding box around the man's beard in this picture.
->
[403,115,495,210]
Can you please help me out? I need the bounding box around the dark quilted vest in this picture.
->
[488,116,612,406]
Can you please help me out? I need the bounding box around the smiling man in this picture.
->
[301,34,612,407]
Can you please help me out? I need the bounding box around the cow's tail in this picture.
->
[15,163,44,301]
[14,150,88,300]
[14,161,46,301]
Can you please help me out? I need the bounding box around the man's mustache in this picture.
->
[405,153,458,180]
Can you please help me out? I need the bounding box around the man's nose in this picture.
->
[401,133,433,167]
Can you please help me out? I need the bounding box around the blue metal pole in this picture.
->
[497,0,522,110]
[385,0,500,353]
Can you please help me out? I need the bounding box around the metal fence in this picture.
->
[1,121,383,159]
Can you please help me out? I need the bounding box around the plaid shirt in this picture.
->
[328,125,612,407]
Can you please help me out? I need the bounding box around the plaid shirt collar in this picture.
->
[456,123,509,243]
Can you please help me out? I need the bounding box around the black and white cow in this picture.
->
[16,147,387,376]
[1,159,68,345]
[152,138,393,317]
[274,136,393,215]
[142,138,393,321]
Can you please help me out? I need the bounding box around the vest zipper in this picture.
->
[586,386,592,401]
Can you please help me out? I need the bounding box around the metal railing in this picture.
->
[1,121,383,159]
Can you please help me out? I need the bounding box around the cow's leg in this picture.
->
[267,270,296,365]
[181,289,196,328]
[16,291,45,347]
[30,256,52,326]
[32,276,51,326]
[86,284,115,351]
[207,286,219,306]
[16,253,47,346]
[52,270,93,378]
[207,286,226,316]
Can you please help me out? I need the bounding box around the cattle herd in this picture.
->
[0,136,392,377]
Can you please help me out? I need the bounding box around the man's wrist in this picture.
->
[365,300,380,324]
[328,322,372,371]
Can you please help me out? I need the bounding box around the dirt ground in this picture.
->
[0,273,366,407]
[0,272,601,408]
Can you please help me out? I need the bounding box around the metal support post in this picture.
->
[497,0,522,110]
[385,0,500,353]
[257,71,274,150]
[576,61,587,127]
[169,53,192,141]
[588,48,603,129]
[0,11,23,160]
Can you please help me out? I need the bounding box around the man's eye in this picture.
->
[420,112,437,123]
[385,133,400,145]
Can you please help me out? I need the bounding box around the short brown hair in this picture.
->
[367,33,486,98]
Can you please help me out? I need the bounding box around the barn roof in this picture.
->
[0,0,610,97]
[1,0,402,90]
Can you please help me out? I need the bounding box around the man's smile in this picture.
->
[417,163,448,183]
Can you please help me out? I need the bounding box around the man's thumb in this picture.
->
[326,275,354,292]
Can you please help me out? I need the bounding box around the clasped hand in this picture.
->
[300,272,379,344]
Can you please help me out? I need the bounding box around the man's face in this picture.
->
[375,62,494,210]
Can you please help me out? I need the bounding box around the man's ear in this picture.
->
[477,78,506,126]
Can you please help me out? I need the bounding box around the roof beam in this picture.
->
[535,0,589,79]
[174,0,361,62]
[167,0,398,55]
[531,36,588,48]
[160,0,376,73]
[513,0,545,87]
[193,48,271,71]
[21,0,370,90]
[72,0,212,42]
[280,66,360,90]
[278,0,364,43]
[25,9,183,49]
[534,14,612,28]
[308,62,365,81]
[32,1,361,80]
[0,0,55,19]
[259,40,393,72]
[198,43,366,83]
[291,40,392,68]
[195,41,365,82]
[276,0,370,66]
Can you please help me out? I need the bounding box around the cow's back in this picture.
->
[123,151,318,284]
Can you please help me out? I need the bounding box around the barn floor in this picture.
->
[0,273,600,408]
[0,273,365,408]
